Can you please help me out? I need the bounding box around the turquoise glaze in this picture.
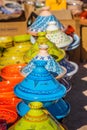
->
[14,60,66,102]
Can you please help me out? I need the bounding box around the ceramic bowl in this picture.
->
[13,34,31,43]
[0,97,21,111]
[0,108,18,124]
[0,36,13,48]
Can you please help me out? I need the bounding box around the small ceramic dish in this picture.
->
[0,108,18,124]
[59,59,79,79]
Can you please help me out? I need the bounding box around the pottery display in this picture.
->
[8,101,65,130]
[46,21,73,49]
[21,44,67,79]
[24,32,65,63]
[28,6,64,36]
[0,36,13,48]
[14,60,66,103]
[59,59,79,79]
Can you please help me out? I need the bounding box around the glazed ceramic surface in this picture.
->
[28,6,63,35]
[0,97,21,111]
[46,21,73,48]
[14,60,66,102]
[8,102,65,130]
[24,32,65,63]
[0,80,15,92]
[21,44,66,78]
[59,59,78,78]
[0,64,25,81]
[0,36,13,48]
[66,34,80,51]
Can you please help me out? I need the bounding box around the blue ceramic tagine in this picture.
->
[21,44,67,79]
[28,6,64,36]
[14,60,66,103]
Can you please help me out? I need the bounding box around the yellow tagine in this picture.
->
[8,102,65,130]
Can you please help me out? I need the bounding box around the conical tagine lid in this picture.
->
[8,101,65,130]
[28,6,63,36]
[14,60,66,101]
[21,44,67,78]
[46,21,73,49]
[24,32,65,63]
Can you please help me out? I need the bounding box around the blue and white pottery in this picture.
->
[59,58,79,79]
[21,44,67,79]
[66,34,80,51]
[46,21,73,49]
[28,6,63,35]
[17,98,70,120]
[14,60,66,102]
